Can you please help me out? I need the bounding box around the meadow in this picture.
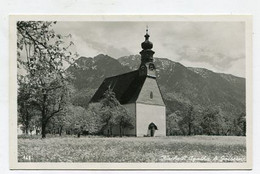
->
[18,135,246,163]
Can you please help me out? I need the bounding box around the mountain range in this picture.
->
[67,54,245,119]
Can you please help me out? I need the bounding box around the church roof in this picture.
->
[90,70,147,104]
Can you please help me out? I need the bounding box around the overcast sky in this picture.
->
[53,21,245,77]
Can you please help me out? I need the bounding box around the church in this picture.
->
[90,29,166,137]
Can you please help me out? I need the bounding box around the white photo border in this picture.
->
[9,15,253,170]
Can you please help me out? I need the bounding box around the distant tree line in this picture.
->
[166,104,246,136]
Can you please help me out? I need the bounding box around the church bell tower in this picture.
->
[90,27,166,137]
[139,27,156,78]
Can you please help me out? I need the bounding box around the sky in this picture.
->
[53,21,245,77]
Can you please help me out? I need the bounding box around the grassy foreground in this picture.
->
[18,136,246,163]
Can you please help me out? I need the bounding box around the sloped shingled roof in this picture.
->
[90,70,147,104]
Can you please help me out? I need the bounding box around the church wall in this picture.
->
[136,103,166,137]
[123,103,136,136]
[136,77,165,106]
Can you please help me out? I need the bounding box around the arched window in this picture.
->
[150,91,153,99]
[149,63,155,70]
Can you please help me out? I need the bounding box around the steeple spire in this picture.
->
[144,25,150,41]
[140,27,154,62]
[139,28,156,77]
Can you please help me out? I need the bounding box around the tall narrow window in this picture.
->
[150,91,153,99]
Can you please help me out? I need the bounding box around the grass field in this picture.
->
[18,135,246,163]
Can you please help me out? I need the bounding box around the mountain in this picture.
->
[67,54,131,107]
[67,54,245,119]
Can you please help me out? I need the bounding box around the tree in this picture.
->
[17,21,77,138]
[166,110,182,136]
[99,89,118,136]
[115,107,134,137]
[17,77,40,134]
[201,108,222,135]
[48,109,68,136]
[60,104,103,137]
[65,105,88,137]
[85,103,104,135]
[17,79,33,134]
[179,105,195,135]
[99,88,133,136]
[237,112,246,136]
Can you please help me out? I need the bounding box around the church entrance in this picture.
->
[148,122,158,137]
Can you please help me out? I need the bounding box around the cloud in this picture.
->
[52,21,245,77]
[53,22,137,58]
[175,45,244,72]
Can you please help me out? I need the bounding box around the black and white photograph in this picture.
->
[9,15,252,169]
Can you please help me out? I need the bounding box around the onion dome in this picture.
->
[139,27,155,66]
[141,28,153,50]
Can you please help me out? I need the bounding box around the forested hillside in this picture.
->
[68,54,246,136]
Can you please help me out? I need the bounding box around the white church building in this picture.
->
[90,29,166,137]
